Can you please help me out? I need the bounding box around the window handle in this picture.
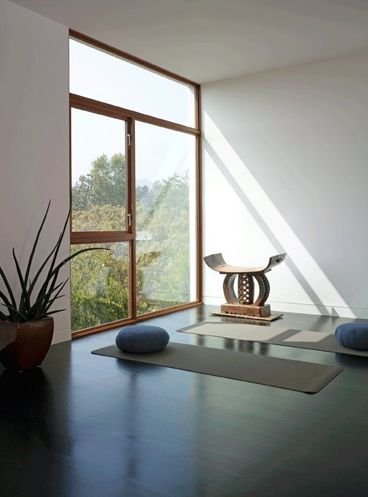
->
[127,213,132,227]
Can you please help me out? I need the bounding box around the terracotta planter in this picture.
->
[0,318,54,370]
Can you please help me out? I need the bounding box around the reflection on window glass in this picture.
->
[135,122,197,315]
[71,243,129,331]
[70,39,195,127]
[71,108,126,232]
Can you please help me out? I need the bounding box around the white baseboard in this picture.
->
[203,296,368,319]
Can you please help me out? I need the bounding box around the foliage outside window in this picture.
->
[71,153,192,331]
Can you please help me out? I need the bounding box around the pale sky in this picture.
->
[70,39,195,186]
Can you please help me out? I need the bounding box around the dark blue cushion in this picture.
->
[115,325,169,354]
[335,322,368,350]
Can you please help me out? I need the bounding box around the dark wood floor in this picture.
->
[1,306,368,497]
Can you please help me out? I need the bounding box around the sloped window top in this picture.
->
[69,38,195,127]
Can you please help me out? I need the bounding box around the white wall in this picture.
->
[202,54,368,318]
[0,0,70,342]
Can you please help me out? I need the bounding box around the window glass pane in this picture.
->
[71,243,130,331]
[135,122,197,315]
[70,39,195,127]
[71,108,127,232]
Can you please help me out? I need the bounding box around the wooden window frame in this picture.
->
[69,30,202,338]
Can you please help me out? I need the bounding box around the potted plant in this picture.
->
[0,202,104,370]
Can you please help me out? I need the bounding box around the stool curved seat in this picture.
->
[204,253,286,275]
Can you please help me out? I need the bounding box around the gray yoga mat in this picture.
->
[92,342,342,394]
[178,322,368,357]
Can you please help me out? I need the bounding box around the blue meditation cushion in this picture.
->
[115,325,170,354]
[335,322,368,350]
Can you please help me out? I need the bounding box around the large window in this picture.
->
[70,33,201,334]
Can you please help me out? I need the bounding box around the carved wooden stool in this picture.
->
[204,252,286,320]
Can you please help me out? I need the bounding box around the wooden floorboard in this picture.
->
[1,305,368,497]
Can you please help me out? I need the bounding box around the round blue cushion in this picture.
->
[335,322,368,350]
[115,325,169,354]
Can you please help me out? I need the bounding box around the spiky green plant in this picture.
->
[0,202,107,323]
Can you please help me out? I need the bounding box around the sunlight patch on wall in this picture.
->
[203,112,355,318]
